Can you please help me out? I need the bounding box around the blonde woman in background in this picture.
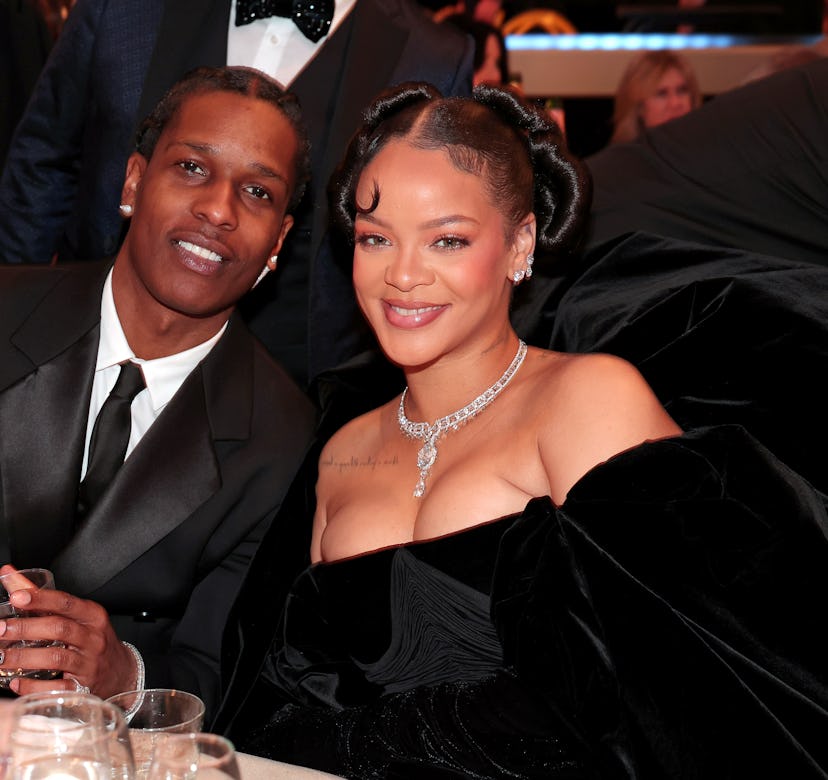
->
[611,50,701,143]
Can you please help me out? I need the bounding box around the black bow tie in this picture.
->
[235,0,334,43]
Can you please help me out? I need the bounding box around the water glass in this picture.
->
[7,691,135,780]
[105,690,204,780]
[0,569,61,686]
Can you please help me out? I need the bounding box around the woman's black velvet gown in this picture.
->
[228,235,828,779]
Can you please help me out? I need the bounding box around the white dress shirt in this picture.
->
[226,0,356,87]
[81,270,226,478]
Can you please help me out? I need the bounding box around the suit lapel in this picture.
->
[51,316,254,595]
[0,266,108,566]
[0,330,98,567]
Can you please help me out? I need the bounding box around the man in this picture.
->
[0,0,474,387]
[0,66,316,722]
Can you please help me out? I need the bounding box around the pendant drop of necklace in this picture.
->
[398,340,528,498]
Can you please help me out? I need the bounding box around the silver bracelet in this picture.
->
[120,641,146,720]
[121,640,145,692]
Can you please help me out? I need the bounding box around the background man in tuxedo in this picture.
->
[0,67,316,722]
[0,0,474,388]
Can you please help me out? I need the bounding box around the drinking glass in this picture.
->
[0,699,16,780]
[7,691,135,780]
[0,569,62,686]
[105,691,204,780]
[145,734,240,780]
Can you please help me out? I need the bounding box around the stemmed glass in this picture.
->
[6,691,135,780]
[145,734,240,780]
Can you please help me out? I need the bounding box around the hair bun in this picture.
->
[472,84,591,254]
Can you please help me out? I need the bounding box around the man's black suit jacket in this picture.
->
[0,0,474,385]
[0,263,316,722]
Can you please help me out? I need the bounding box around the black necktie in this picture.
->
[77,362,146,518]
[235,0,334,43]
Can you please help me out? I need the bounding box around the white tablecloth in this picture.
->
[237,752,344,779]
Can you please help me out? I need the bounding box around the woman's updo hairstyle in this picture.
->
[330,81,590,260]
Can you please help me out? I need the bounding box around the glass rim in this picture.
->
[0,567,53,577]
[12,690,128,731]
[16,690,108,704]
[0,568,54,599]
[105,688,206,732]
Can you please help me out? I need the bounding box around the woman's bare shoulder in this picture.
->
[530,350,681,499]
[530,349,661,405]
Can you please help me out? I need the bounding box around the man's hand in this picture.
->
[0,569,36,593]
[0,566,137,699]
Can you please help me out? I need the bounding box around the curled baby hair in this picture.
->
[330,82,441,235]
[329,81,590,262]
[135,66,311,211]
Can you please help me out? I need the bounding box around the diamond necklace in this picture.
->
[398,340,528,498]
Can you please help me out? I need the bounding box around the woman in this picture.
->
[611,50,701,143]
[312,84,677,561]
[232,84,828,779]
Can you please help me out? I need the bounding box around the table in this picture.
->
[505,33,823,96]
[237,752,344,779]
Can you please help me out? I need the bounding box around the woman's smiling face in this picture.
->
[352,140,532,369]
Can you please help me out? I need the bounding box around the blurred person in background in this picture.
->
[0,0,71,170]
[588,58,828,268]
[442,11,568,135]
[443,13,509,85]
[611,50,701,144]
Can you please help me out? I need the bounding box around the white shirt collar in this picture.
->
[98,269,227,413]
